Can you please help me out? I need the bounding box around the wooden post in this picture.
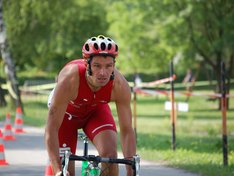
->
[170,60,176,150]
[221,61,228,166]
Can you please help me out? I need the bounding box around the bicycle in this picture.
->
[61,133,140,176]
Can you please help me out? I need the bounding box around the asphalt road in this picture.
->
[0,124,199,176]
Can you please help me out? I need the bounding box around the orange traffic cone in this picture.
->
[0,129,8,165]
[3,112,16,141]
[44,159,54,176]
[14,106,24,133]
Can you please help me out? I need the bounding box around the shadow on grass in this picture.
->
[137,114,169,119]
[136,108,234,120]
[188,108,220,112]
[177,114,224,120]
[174,163,234,176]
[24,101,47,109]
[136,97,168,105]
[136,113,234,120]
[136,132,234,153]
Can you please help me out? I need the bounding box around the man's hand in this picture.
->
[55,171,62,176]
[55,171,70,176]
[126,165,134,176]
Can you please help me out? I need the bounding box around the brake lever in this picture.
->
[133,155,140,176]
[62,150,71,176]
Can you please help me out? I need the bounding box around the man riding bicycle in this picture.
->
[45,35,136,176]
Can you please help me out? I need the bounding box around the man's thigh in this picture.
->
[83,104,117,142]
[58,114,80,154]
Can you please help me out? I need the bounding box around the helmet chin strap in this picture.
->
[110,71,115,80]
[86,57,115,80]
[87,58,92,76]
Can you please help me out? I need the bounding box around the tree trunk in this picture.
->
[0,0,22,108]
[2,49,23,108]
[0,86,6,106]
[216,58,222,110]
[0,76,6,106]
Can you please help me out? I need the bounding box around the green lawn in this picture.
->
[133,93,234,176]
[0,91,234,176]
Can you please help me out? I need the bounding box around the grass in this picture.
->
[133,93,234,176]
[0,91,234,176]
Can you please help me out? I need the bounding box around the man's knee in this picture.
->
[93,130,118,158]
[98,145,117,158]
[97,137,117,157]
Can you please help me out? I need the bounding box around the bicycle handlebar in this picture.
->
[62,151,140,176]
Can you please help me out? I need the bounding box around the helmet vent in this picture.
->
[94,43,99,50]
[91,37,96,41]
[99,35,105,39]
[101,42,106,50]
[85,44,89,51]
[115,45,118,52]
[107,43,112,50]
[107,38,112,41]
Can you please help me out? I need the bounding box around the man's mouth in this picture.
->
[98,77,107,81]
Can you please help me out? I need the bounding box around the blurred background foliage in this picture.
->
[1,0,234,81]
[1,1,234,174]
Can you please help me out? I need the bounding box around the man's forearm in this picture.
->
[121,128,136,157]
[45,128,61,174]
[121,128,136,176]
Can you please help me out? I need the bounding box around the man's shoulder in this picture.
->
[114,69,128,84]
[113,70,130,92]
[66,58,85,65]
[58,60,82,81]
[63,59,86,73]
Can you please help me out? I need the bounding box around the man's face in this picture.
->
[89,55,115,87]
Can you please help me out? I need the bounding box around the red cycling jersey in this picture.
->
[65,59,113,117]
[57,59,117,154]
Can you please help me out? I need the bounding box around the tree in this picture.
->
[3,0,109,72]
[0,0,22,108]
[172,0,234,108]
[107,0,181,75]
[107,0,234,106]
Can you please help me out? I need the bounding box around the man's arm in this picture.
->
[112,70,136,175]
[44,64,78,175]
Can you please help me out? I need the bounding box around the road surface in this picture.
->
[0,124,199,176]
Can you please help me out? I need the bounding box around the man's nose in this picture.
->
[100,68,105,75]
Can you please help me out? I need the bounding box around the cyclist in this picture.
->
[45,35,136,176]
